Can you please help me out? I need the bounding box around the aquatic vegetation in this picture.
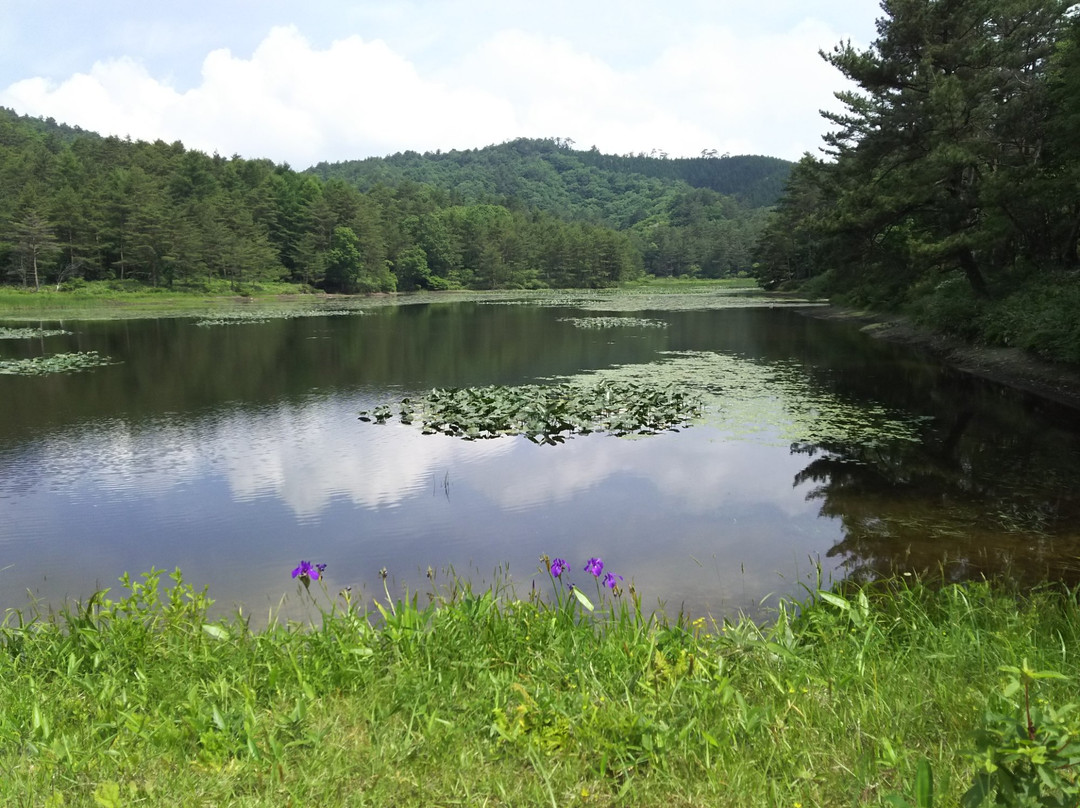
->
[565,350,932,447]
[194,308,362,326]
[0,350,116,376]
[476,288,821,313]
[584,557,604,577]
[577,291,825,313]
[558,316,667,328]
[361,379,702,444]
[360,347,925,448]
[0,327,71,339]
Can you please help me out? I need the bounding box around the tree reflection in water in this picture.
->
[792,402,1080,587]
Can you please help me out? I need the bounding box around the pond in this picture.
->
[2,290,1079,622]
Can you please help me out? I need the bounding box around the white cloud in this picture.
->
[1,25,520,165]
[0,11,862,166]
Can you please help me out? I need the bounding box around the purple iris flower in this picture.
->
[291,560,325,580]
[550,558,568,578]
[603,572,624,590]
[584,557,604,577]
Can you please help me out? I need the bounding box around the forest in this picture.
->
[0,112,784,295]
[755,0,1080,363]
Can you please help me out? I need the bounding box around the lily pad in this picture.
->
[558,316,667,329]
[0,327,72,339]
[564,351,931,447]
[0,351,116,376]
[361,380,702,444]
[194,308,362,327]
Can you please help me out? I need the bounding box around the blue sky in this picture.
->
[0,1,879,168]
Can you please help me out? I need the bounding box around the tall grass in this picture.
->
[0,281,315,321]
[2,567,1078,806]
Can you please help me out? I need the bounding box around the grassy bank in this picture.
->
[0,278,762,324]
[0,280,322,322]
[2,568,1079,807]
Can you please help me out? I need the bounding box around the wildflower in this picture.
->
[602,572,623,590]
[584,557,603,577]
[550,558,568,578]
[291,560,325,581]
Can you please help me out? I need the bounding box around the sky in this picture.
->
[0,1,880,169]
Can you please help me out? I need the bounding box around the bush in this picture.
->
[979,273,1080,363]
[911,276,985,339]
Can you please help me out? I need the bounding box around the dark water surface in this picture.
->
[2,297,1079,621]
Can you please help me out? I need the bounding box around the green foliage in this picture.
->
[3,570,1080,806]
[963,662,1080,807]
[909,271,1080,363]
[0,109,764,294]
[756,0,1080,344]
[976,274,1080,364]
[888,759,935,808]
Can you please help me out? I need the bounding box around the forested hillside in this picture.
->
[0,113,783,293]
[310,138,786,279]
[755,0,1080,363]
[0,110,648,292]
[309,138,791,215]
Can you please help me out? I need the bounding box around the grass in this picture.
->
[0,281,321,321]
[0,279,769,324]
[2,567,1079,807]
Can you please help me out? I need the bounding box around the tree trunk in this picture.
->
[958,248,988,297]
[1064,206,1080,269]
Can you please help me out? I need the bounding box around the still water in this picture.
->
[2,295,1079,620]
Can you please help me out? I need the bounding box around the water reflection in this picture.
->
[790,388,1080,585]
[0,388,841,620]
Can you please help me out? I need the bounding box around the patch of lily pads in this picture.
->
[476,289,824,313]
[558,316,667,329]
[0,327,72,339]
[360,350,930,448]
[194,308,362,327]
[0,351,116,376]
[565,351,932,447]
[577,292,826,313]
[360,380,702,444]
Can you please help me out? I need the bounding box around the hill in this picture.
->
[309,137,791,227]
[310,138,791,279]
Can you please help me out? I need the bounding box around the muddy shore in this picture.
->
[800,306,1080,412]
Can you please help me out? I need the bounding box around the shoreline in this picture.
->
[802,305,1080,412]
